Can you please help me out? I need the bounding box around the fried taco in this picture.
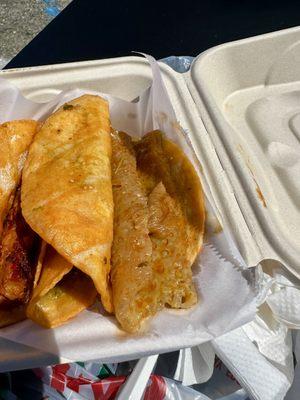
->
[111,131,158,333]
[19,95,204,332]
[0,120,39,327]
[111,130,205,332]
[21,95,114,328]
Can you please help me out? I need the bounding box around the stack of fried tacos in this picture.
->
[0,94,205,333]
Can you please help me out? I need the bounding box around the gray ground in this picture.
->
[0,0,71,67]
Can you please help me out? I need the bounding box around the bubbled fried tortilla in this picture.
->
[111,131,159,333]
[27,246,97,328]
[0,120,39,328]
[0,120,38,235]
[148,182,197,309]
[0,188,40,304]
[111,131,204,333]
[21,95,113,312]
[135,130,205,265]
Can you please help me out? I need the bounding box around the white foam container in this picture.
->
[0,26,299,371]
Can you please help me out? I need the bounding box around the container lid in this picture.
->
[184,27,300,277]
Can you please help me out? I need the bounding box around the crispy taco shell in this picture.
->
[135,131,205,310]
[111,130,205,332]
[21,95,113,312]
[148,182,198,309]
[111,131,158,333]
[0,188,40,303]
[0,120,39,327]
[135,130,205,261]
[27,246,97,328]
[0,120,38,235]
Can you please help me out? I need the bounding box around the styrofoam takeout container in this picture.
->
[0,26,299,371]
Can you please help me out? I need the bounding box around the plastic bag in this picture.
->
[0,358,250,400]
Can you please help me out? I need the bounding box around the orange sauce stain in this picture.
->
[256,185,267,208]
[237,144,267,208]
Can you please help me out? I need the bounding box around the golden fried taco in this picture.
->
[111,131,158,333]
[21,95,114,321]
[135,131,205,307]
[111,130,205,332]
[18,97,204,332]
[0,120,39,327]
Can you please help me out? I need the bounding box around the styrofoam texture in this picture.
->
[186,26,300,278]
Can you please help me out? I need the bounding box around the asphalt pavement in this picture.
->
[0,0,71,67]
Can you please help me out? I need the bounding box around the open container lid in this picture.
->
[183,26,300,278]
